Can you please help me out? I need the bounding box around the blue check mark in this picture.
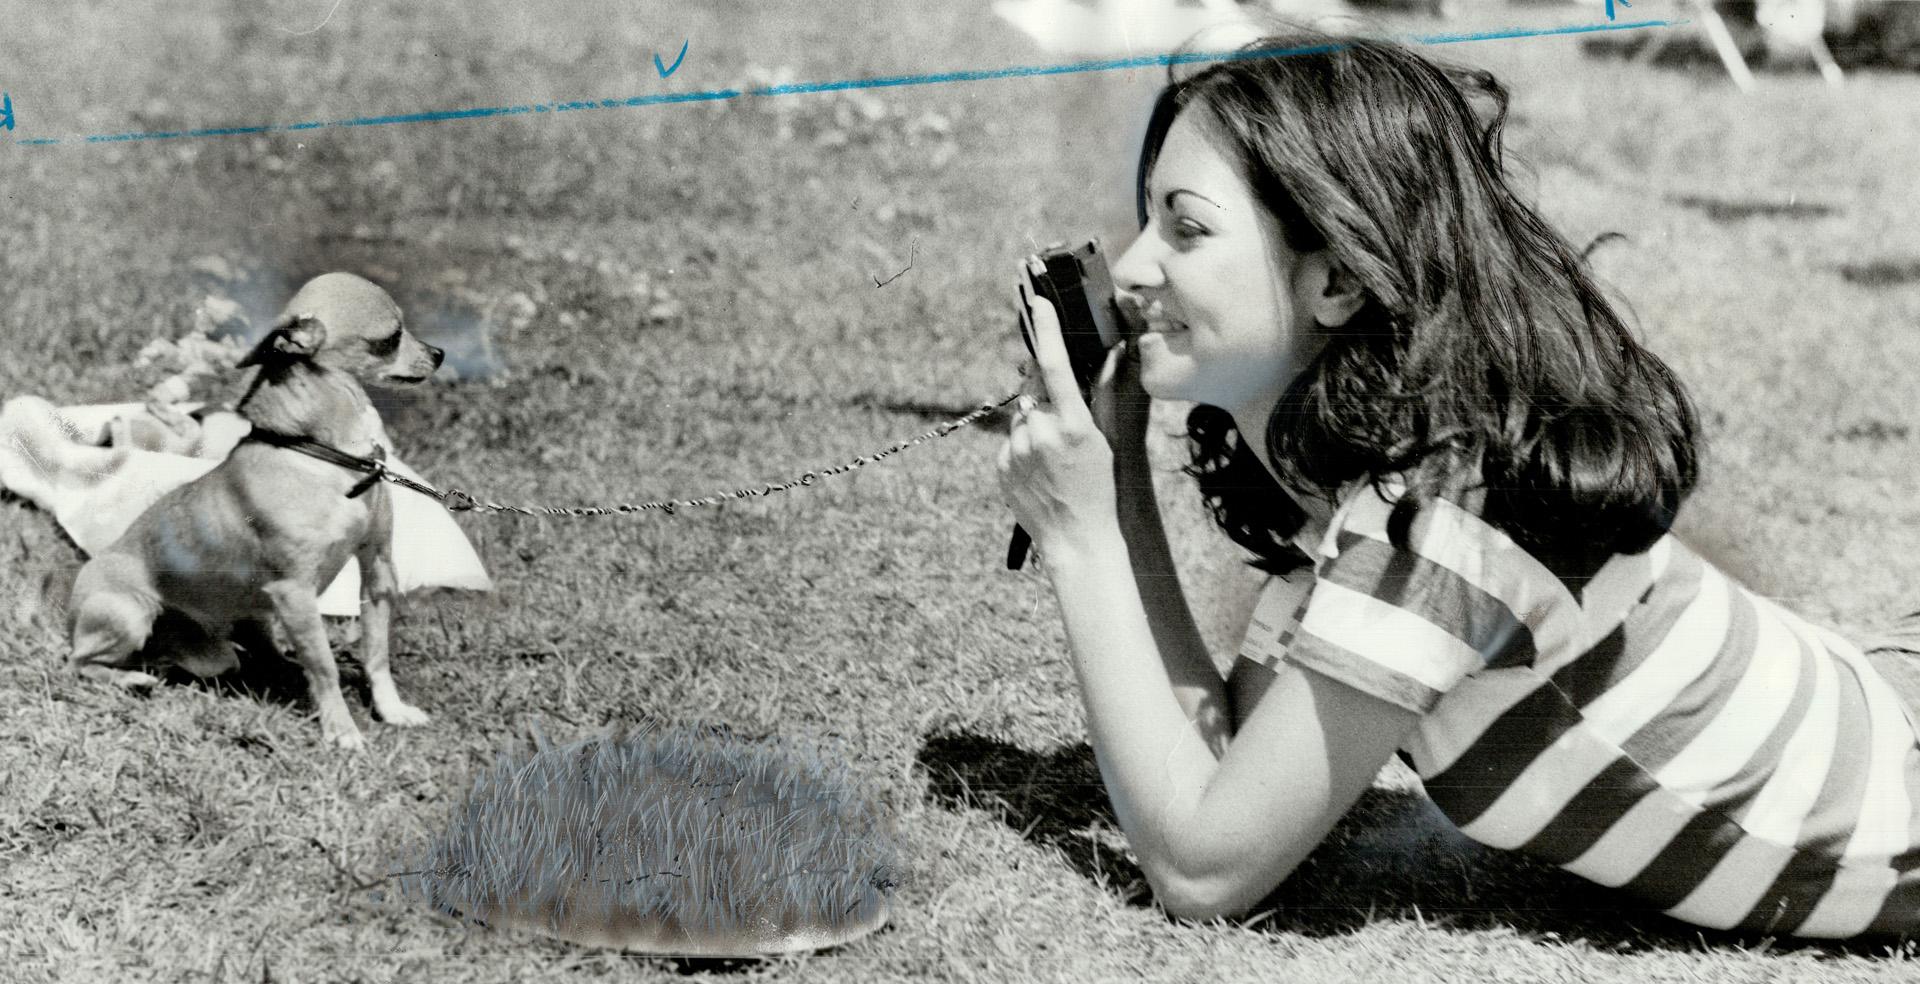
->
[655,41,689,79]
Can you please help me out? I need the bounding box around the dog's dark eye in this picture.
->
[370,331,402,357]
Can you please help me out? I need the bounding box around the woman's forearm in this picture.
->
[1110,438,1234,753]
[1041,528,1228,887]
[1043,524,1422,919]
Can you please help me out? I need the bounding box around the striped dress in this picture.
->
[1237,481,1920,938]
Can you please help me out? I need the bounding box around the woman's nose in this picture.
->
[1111,230,1164,296]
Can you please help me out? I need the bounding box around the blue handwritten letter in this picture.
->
[1,93,13,131]
[654,41,688,79]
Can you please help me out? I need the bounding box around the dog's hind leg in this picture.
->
[67,581,163,691]
[358,547,429,727]
[266,581,363,750]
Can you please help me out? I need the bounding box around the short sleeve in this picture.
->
[1238,572,1313,673]
[1239,484,1537,715]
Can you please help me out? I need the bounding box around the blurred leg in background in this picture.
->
[1866,609,1920,713]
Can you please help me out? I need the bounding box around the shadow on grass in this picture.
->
[548,946,762,978]
[1668,193,1841,223]
[917,731,1916,958]
[158,617,398,717]
[162,637,315,710]
[1839,260,1920,289]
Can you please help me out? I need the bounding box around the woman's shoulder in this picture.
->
[1310,475,1596,602]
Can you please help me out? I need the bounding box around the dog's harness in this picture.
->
[244,426,431,501]
[239,391,1018,518]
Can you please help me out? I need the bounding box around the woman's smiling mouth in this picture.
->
[1134,302,1189,337]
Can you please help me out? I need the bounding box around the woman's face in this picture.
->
[1112,110,1339,424]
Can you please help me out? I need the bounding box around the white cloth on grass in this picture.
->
[0,394,492,617]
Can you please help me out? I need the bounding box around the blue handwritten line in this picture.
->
[5,19,1678,149]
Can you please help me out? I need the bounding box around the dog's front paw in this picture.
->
[113,670,162,690]
[78,665,161,691]
[377,702,431,728]
[320,714,366,750]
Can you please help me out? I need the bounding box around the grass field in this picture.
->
[3,1,1920,981]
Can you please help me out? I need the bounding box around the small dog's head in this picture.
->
[238,272,444,384]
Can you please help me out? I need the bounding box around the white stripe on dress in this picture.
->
[1735,619,1842,844]
[1649,534,1673,582]
[1664,836,1795,931]
[1417,499,1585,666]
[1790,638,1914,937]
[1655,594,1807,806]
[1579,566,1732,744]
[1296,579,1484,694]
[1406,669,1549,777]
[1795,864,1899,938]
[1831,642,1914,861]
[1458,723,1623,849]
[1454,556,1781,854]
[1661,623,1846,931]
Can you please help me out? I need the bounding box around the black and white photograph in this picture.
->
[3,1,1919,980]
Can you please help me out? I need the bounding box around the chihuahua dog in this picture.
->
[65,272,443,749]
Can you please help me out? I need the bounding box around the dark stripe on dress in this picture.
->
[1617,637,1821,919]
[1617,587,1760,772]
[1895,691,1920,872]
[1552,546,1708,709]
[1518,755,1660,866]
[1324,531,1537,669]
[1863,683,1920,934]
[1704,629,1819,823]
[1900,748,1920,873]
[1793,656,1879,858]
[1615,807,1749,910]
[1421,683,1585,827]
[1739,658,1876,936]
[1735,849,1841,937]
[1865,867,1920,935]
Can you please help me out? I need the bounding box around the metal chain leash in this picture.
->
[364,391,1022,518]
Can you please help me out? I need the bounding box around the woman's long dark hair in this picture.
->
[1147,33,1700,578]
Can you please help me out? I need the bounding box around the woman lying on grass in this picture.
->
[997,31,1920,939]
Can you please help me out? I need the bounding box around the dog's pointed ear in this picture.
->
[237,313,328,368]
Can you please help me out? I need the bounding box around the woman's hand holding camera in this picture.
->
[998,262,1130,565]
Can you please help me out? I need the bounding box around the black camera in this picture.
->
[1018,239,1124,399]
[1008,240,1123,570]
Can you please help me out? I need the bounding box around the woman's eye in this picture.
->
[1173,217,1209,241]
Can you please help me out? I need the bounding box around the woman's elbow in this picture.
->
[1148,867,1281,923]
